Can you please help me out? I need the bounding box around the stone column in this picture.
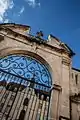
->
[49,84,62,120]
[60,56,70,119]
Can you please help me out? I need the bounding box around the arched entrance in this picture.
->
[0,54,52,120]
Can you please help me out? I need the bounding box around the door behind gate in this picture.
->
[0,69,51,120]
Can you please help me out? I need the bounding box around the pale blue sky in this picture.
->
[0,0,80,69]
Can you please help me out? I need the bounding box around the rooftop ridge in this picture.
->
[72,67,80,72]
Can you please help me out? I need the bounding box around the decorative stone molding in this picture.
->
[53,84,62,91]
[0,34,4,41]
[0,26,74,58]
[70,93,80,103]
[62,57,70,66]
[59,115,70,120]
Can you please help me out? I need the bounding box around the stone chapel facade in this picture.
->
[0,23,79,120]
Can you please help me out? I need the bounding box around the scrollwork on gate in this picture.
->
[0,55,52,87]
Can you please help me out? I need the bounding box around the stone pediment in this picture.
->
[48,34,62,49]
[48,34,75,56]
[0,23,75,56]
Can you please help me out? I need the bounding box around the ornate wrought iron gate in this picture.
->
[0,69,51,120]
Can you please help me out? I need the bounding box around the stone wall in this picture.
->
[70,68,80,120]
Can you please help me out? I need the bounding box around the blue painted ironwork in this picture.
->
[0,69,51,120]
[0,55,52,88]
[0,55,52,120]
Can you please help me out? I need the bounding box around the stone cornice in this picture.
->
[53,84,62,91]
[70,93,80,103]
[0,26,70,57]
[0,23,30,30]
[72,67,80,72]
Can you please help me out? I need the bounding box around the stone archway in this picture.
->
[0,52,52,120]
